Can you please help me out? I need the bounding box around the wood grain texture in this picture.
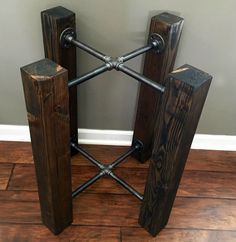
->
[139,65,212,235]
[1,193,236,231]
[178,170,236,199]
[0,201,40,224]
[8,164,146,195]
[167,197,236,230]
[7,164,36,191]
[0,225,120,242]
[133,12,184,162]
[74,195,236,230]
[0,163,13,190]
[2,141,236,173]
[71,146,236,173]
[121,228,236,242]
[0,141,33,164]
[0,142,236,241]
[21,59,72,234]
[41,6,78,149]
[71,145,149,168]
[186,149,236,172]
[73,193,140,227]
[0,191,38,202]
[7,164,236,200]
[72,166,146,195]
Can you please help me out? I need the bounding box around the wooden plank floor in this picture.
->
[0,141,236,241]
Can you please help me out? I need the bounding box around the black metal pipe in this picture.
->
[120,44,153,63]
[69,38,108,62]
[72,172,104,198]
[109,172,143,201]
[68,64,109,88]
[108,146,137,169]
[118,64,165,93]
[71,143,104,169]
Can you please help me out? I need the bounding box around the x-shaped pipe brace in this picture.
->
[71,141,144,201]
[60,27,165,92]
[60,28,166,200]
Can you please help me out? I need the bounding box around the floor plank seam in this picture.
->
[5,189,236,201]
[10,162,236,174]
[120,227,122,242]
[174,195,236,201]
[185,169,236,174]
[0,222,235,233]
[0,222,43,225]
[119,226,236,232]
[1,142,236,240]
[6,163,15,191]
[163,227,236,232]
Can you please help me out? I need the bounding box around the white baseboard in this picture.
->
[78,128,133,146]
[0,125,31,142]
[0,125,236,151]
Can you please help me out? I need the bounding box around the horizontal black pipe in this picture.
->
[71,142,104,169]
[72,172,104,198]
[68,64,109,88]
[118,64,165,93]
[109,172,143,201]
[120,44,153,63]
[69,38,108,62]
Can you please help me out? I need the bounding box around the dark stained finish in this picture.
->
[21,59,72,234]
[0,141,236,241]
[41,6,78,151]
[133,12,184,162]
[139,65,212,236]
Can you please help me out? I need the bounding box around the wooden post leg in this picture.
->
[41,6,78,154]
[139,65,212,236]
[21,59,72,234]
[132,13,184,162]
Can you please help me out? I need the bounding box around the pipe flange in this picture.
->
[149,33,165,53]
[60,27,77,48]
[133,139,144,151]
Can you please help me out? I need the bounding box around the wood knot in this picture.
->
[27,112,37,122]
[156,161,162,169]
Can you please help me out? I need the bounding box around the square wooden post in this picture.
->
[139,65,212,236]
[41,6,78,153]
[21,58,72,234]
[133,13,184,162]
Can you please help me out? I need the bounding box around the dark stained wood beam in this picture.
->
[41,6,78,154]
[139,65,212,236]
[21,58,72,234]
[133,12,184,162]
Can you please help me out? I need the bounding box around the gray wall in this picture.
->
[0,0,235,135]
